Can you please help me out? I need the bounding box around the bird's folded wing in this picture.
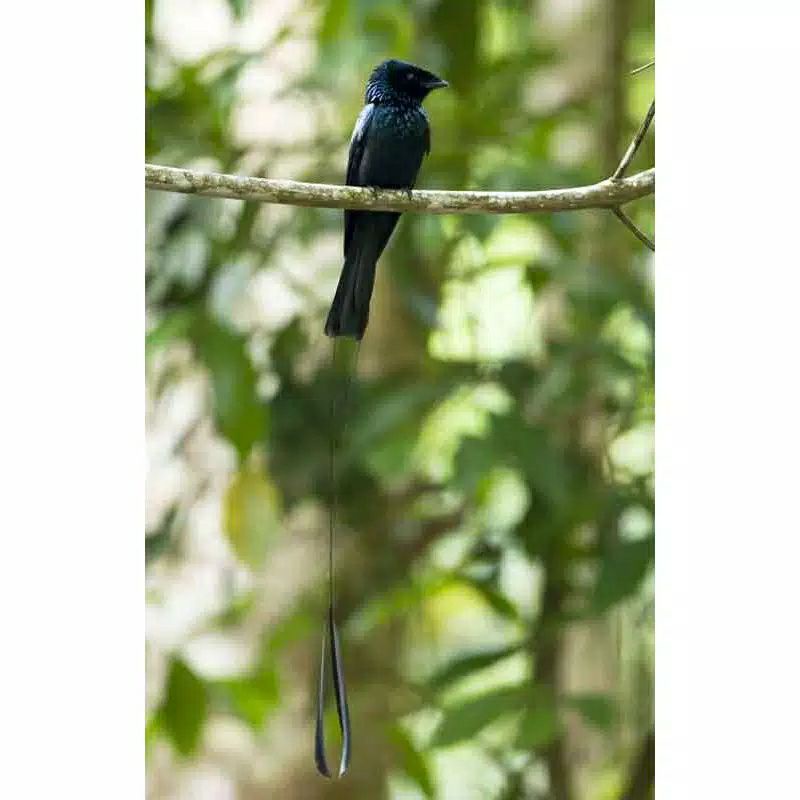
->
[344,103,375,255]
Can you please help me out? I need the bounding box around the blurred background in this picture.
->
[145,0,654,798]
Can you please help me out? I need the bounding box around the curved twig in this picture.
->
[630,60,655,76]
[614,100,655,180]
[613,207,654,251]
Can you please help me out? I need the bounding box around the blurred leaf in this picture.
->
[147,51,253,160]
[463,576,520,620]
[491,414,571,509]
[350,576,440,637]
[390,724,435,799]
[221,665,279,730]
[267,608,316,651]
[213,592,256,628]
[566,693,617,730]
[161,659,208,757]
[349,380,452,455]
[428,643,525,691]
[515,702,558,748]
[193,315,266,461]
[145,713,161,753]
[145,507,177,565]
[430,685,527,748]
[454,412,571,511]
[594,536,654,611]
[223,465,281,568]
[146,309,196,355]
[453,435,498,494]
[226,0,248,20]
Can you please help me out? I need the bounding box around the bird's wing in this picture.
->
[346,103,375,186]
[344,104,375,255]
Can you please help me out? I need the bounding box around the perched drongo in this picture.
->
[324,59,448,340]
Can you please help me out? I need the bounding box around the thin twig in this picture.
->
[629,60,654,76]
[612,207,654,251]
[145,163,654,215]
[610,97,656,250]
[613,99,655,180]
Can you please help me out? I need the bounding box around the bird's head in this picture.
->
[366,59,448,105]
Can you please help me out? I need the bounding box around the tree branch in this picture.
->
[145,163,654,215]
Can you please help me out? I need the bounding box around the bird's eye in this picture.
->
[406,72,414,81]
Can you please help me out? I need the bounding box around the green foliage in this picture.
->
[566,693,617,730]
[389,724,436,799]
[226,0,249,20]
[159,659,208,757]
[193,315,267,462]
[427,643,525,691]
[146,51,256,162]
[594,536,655,612]
[515,702,559,748]
[145,506,176,564]
[223,464,281,568]
[430,684,530,748]
[219,664,280,730]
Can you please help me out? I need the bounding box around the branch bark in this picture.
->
[145,163,654,215]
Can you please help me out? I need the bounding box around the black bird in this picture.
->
[324,59,448,340]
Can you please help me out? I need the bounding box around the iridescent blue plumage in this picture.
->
[324,59,447,339]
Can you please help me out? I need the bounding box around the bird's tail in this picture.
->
[324,244,375,340]
[324,212,399,340]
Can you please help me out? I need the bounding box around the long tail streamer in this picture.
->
[315,338,360,778]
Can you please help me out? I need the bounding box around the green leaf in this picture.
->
[515,703,558,748]
[146,507,177,565]
[145,713,161,753]
[146,309,196,356]
[428,643,524,691]
[594,536,654,611]
[223,466,281,568]
[161,659,208,757]
[222,665,279,730]
[349,381,450,455]
[430,685,526,748]
[463,577,520,621]
[193,316,266,461]
[491,414,571,509]
[566,693,616,730]
[390,724,435,799]
[226,0,248,21]
[453,435,498,494]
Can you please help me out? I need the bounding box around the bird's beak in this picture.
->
[423,75,448,90]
